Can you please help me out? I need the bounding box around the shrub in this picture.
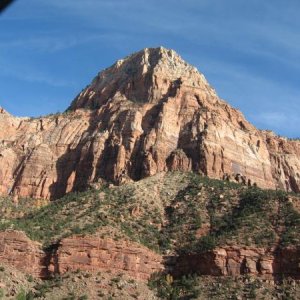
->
[16,289,34,300]
[148,272,200,299]
[196,235,217,252]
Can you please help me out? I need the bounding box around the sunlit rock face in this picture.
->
[0,47,299,199]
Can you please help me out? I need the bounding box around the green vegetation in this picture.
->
[0,172,299,253]
[199,186,300,250]
[149,273,300,300]
[0,172,299,299]
[0,196,48,220]
[32,275,63,298]
[0,190,110,247]
[148,273,200,300]
[15,289,34,300]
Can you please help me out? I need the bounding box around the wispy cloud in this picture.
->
[0,34,104,53]
[253,112,287,127]
[34,0,300,73]
[0,59,73,87]
[251,111,300,135]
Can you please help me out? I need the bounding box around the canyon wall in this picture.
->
[1,231,299,281]
[0,47,299,200]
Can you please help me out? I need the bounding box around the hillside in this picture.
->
[1,172,300,253]
[0,172,299,298]
[0,47,300,299]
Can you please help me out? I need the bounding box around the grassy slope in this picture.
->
[1,171,300,299]
[148,272,300,300]
[0,263,157,300]
[0,172,299,253]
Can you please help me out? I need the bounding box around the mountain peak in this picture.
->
[116,46,191,70]
[69,47,214,110]
[0,48,300,201]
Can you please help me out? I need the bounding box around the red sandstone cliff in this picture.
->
[0,231,163,280]
[0,231,47,278]
[54,235,163,280]
[1,231,299,281]
[0,47,299,200]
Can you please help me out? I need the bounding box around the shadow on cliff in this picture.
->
[48,111,100,200]
[126,78,194,180]
[93,109,131,182]
[49,78,208,197]
[175,116,207,174]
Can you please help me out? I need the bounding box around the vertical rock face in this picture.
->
[0,47,299,200]
[68,47,215,109]
[264,133,300,192]
[0,109,92,199]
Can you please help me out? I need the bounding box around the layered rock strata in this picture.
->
[0,47,299,200]
[0,231,299,280]
[53,236,163,280]
[0,231,47,278]
[0,231,163,280]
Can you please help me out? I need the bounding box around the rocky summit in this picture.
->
[0,47,300,200]
[0,47,300,299]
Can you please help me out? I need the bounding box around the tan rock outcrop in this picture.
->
[0,47,299,199]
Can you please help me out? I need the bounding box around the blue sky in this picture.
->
[0,0,299,137]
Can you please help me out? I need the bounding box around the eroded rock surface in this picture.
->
[174,246,300,279]
[53,235,163,280]
[0,47,299,200]
[0,231,46,278]
[0,231,163,280]
[1,231,299,281]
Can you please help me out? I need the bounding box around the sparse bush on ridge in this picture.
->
[0,172,299,255]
